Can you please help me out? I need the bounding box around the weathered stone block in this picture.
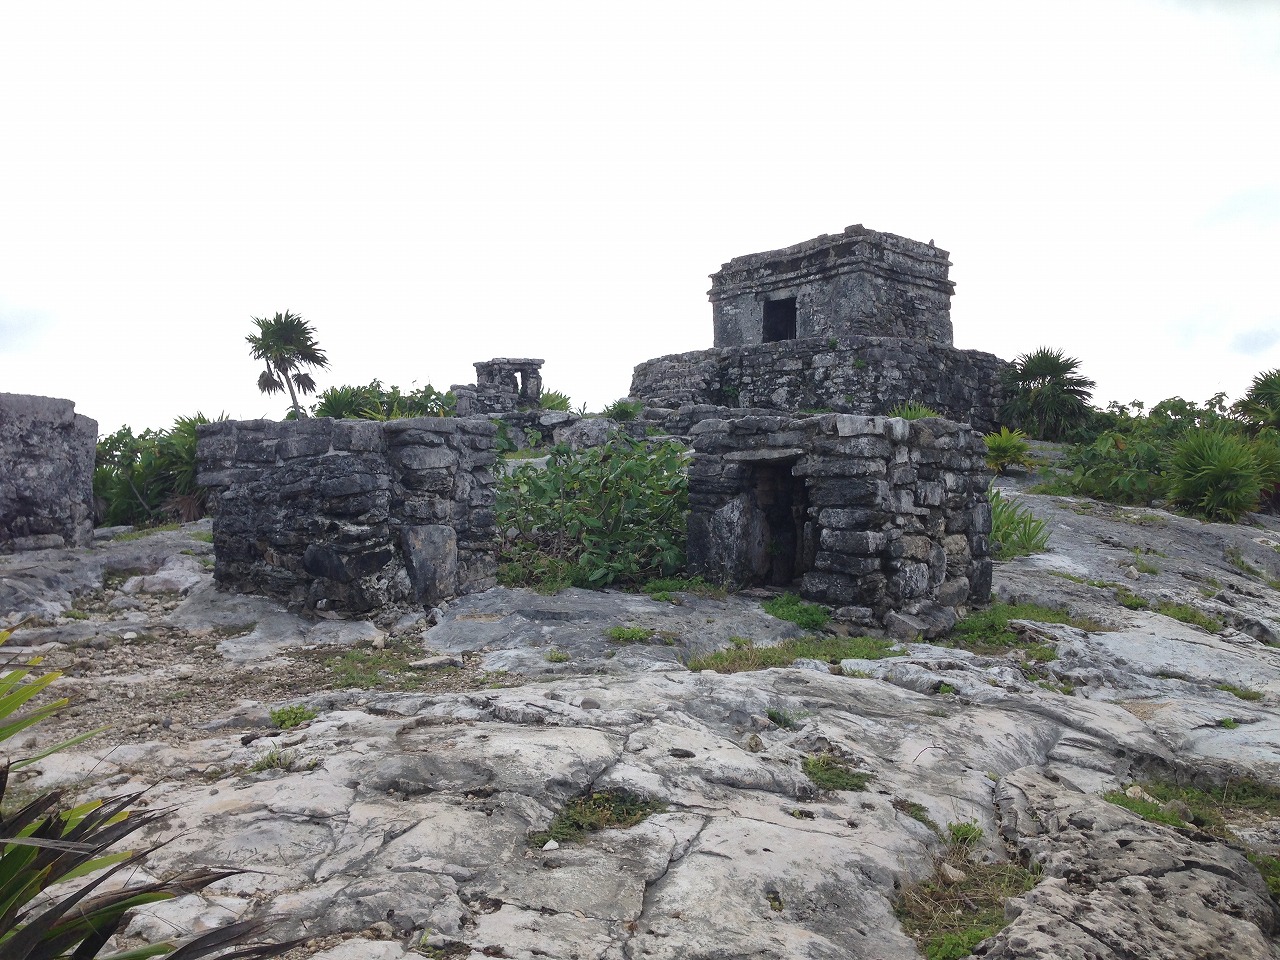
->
[400,524,458,605]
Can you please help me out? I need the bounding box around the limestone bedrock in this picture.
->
[4,487,1280,959]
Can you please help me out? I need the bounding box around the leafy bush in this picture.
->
[312,380,454,420]
[95,413,225,526]
[600,398,644,422]
[539,390,572,412]
[270,704,318,729]
[1001,347,1095,441]
[496,435,689,588]
[983,427,1033,474]
[1169,430,1262,522]
[888,402,942,420]
[989,488,1050,560]
[0,626,295,959]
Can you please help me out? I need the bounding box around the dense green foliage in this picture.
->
[600,398,644,422]
[311,380,454,420]
[762,593,830,630]
[1169,430,1262,522]
[496,434,689,589]
[1001,347,1096,441]
[988,488,1050,560]
[246,310,329,419]
[983,427,1033,474]
[95,413,224,526]
[0,627,295,959]
[887,402,942,420]
[538,390,572,412]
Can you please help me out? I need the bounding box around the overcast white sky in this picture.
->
[2,0,1278,435]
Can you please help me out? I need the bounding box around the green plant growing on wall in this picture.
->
[539,390,572,412]
[888,402,942,420]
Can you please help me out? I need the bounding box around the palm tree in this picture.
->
[1233,368,1280,432]
[1000,347,1096,441]
[246,311,329,419]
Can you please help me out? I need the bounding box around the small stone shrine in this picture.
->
[0,393,97,553]
[687,412,991,637]
[197,416,498,614]
[452,358,544,417]
[631,224,1008,431]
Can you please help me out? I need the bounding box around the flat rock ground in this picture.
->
[2,488,1280,960]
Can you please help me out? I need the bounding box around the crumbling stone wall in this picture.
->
[687,413,990,638]
[631,337,1009,434]
[197,416,498,614]
[710,225,955,347]
[0,393,97,552]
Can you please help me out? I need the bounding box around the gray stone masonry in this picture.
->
[687,413,991,638]
[196,416,498,614]
[631,336,1009,434]
[452,358,544,416]
[0,393,97,552]
[710,224,955,347]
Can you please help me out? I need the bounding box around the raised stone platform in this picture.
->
[631,336,1009,434]
[197,416,498,614]
[0,393,97,553]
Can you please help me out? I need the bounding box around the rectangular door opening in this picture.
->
[745,461,813,587]
[762,297,797,343]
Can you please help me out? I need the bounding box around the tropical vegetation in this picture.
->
[1001,347,1095,441]
[246,311,329,419]
[94,413,224,526]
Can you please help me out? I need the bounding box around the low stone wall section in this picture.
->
[197,416,498,614]
[0,393,97,552]
[631,336,1009,434]
[687,413,991,638]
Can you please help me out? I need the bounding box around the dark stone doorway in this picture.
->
[745,460,812,587]
[762,297,797,342]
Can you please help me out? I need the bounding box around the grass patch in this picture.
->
[249,748,297,773]
[1047,571,1087,584]
[528,790,663,847]
[766,707,805,730]
[544,648,571,663]
[686,635,899,673]
[1155,602,1223,632]
[802,755,872,791]
[762,593,830,631]
[642,576,727,601]
[1226,546,1265,579]
[321,641,460,691]
[1218,717,1240,729]
[944,602,1104,657]
[1115,587,1150,610]
[896,822,1037,960]
[270,704,317,729]
[893,797,940,833]
[1216,683,1263,701]
[606,626,655,644]
[1104,777,1280,858]
[190,530,214,543]
[62,610,90,621]
[114,522,182,541]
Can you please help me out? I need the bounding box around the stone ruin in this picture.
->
[452,358,544,417]
[631,224,1009,432]
[0,393,97,553]
[196,416,498,614]
[687,412,991,637]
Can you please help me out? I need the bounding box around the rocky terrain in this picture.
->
[2,486,1280,960]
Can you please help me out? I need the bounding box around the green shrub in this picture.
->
[0,626,296,959]
[948,821,983,847]
[496,435,689,588]
[539,390,572,412]
[983,427,1033,474]
[888,402,942,420]
[312,380,455,420]
[270,704,318,729]
[601,398,644,422]
[989,488,1050,560]
[762,593,829,630]
[1000,347,1095,441]
[95,413,227,526]
[1169,430,1262,522]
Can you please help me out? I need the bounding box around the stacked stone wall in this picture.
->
[631,337,1009,434]
[687,413,991,637]
[197,416,498,614]
[0,393,97,552]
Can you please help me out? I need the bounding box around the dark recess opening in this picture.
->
[748,462,813,587]
[762,297,797,342]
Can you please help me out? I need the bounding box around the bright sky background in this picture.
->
[2,0,1278,435]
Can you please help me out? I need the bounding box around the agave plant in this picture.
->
[983,427,1033,475]
[1001,347,1096,441]
[0,627,297,960]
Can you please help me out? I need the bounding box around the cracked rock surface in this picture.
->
[2,494,1279,959]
